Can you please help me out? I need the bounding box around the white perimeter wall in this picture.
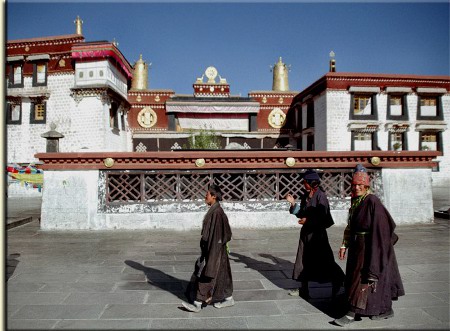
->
[40,168,436,230]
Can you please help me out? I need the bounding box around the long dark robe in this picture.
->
[290,188,345,284]
[185,202,233,303]
[345,194,405,316]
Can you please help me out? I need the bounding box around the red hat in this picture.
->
[352,164,370,186]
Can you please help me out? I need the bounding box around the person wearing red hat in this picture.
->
[285,169,345,300]
[334,164,404,326]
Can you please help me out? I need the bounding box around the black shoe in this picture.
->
[370,308,394,320]
[333,315,356,327]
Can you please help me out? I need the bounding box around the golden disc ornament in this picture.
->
[195,158,206,167]
[104,157,115,168]
[285,157,296,167]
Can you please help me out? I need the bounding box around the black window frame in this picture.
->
[6,101,22,125]
[417,95,444,121]
[8,62,24,88]
[32,61,48,87]
[30,101,47,124]
[109,101,120,134]
[387,94,409,120]
[306,101,314,128]
[349,93,378,120]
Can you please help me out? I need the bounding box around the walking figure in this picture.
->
[286,169,345,299]
[182,184,234,312]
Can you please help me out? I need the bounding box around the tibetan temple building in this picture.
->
[5,17,450,210]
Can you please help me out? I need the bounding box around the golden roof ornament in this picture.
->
[74,16,83,35]
[271,57,290,92]
[132,54,149,90]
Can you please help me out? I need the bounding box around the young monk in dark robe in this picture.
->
[333,164,404,326]
[182,184,234,313]
[286,169,345,299]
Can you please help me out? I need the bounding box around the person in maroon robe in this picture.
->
[333,164,405,326]
[286,169,345,299]
[182,184,234,313]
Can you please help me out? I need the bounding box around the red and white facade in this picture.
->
[6,33,133,167]
[290,72,450,208]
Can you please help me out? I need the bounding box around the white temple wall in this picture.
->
[382,168,434,223]
[325,90,352,151]
[40,168,435,230]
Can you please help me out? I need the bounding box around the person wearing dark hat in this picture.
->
[333,164,404,326]
[285,169,345,300]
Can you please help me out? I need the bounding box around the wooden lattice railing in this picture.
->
[105,169,379,205]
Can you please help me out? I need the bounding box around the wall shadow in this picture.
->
[7,253,21,281]
[229,252,347,319]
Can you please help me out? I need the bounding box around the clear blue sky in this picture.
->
[6,1,449,95]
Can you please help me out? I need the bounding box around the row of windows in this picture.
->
[302,94,444,130]
[351,94,443,120]
[8,62,48,88]
[352,131,442,152]
[6,102,46,124]
[7,101,127,132]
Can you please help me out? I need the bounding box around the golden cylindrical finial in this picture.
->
[74,16,83,35]
[329,51,336,72]
[131,54,149,90]
[272,57,290,92]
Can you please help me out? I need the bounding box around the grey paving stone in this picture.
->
[395,292,447,308]
[7,292,69,305]
[10,272,83,283]
[246,313,331,329]
[233,280,265,290]
[116,281,184,291]
[9,304,105,319]
[150,316,248,329]
[185,301,282,318]
[404,281,450,293]
[6,209,449,330]
[145,290,187,304]
[38,282,116,293]
[7,282,46,292]
[63,291,147,304]
[54,319,151,330]
[275,298,323,314]
[233,289,294,302]
[6,319,59,330]
[100,303,188,319]
[7,305,22,318]
[423,306,450,323]
[431,292,450,304]
[77,272,146,283]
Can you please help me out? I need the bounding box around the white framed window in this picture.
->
[13,65,22,85]
[353,132,372,151]
[353,95,371,116]
[390,96,402,116]
[420,97,437,117]
[420,132,438,151]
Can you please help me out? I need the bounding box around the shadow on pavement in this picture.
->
[229,252,347,319]
[124,259,191,302]
[7,253,21,281]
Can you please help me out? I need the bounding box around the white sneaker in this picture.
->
[213,297,235,308]
[182,300,202,313]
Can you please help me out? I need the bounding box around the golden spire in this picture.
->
[271,57,290,92]
[74,16,83,35]
[132,54,149,90]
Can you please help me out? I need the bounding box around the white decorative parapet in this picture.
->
[38,150,441,230]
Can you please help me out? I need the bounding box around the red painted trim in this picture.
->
[35,151,441,171]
